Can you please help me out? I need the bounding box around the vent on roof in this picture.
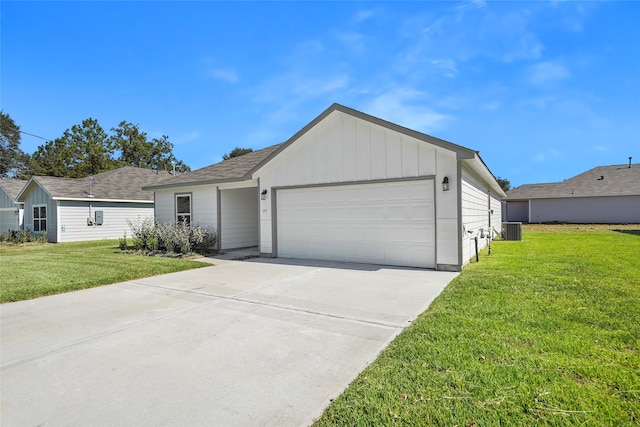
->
[630,156,633,168]
[502,222,522,241]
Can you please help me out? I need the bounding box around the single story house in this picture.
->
[17,166,171,242]
[503,162,640,223]
[0,179,26,235]
[145,104,505,271]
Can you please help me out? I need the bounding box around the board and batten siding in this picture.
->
[56,201,153,243]
[220,187,258,249]
[22,184,58,242]
[253,109,459,267]
[530,196,640,224]
[461,166,500,266]
[1,189,21,234]
[154,184,218,228]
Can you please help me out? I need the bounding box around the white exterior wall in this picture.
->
[220,187,258,249]
[504,201,529,222]
[57,201,153,243]
[154,184,218,227]
[530,196,640,223]
[253,110,459,267]
[0,188,21,234]
[22,185,58,242]
[461,166,499,266]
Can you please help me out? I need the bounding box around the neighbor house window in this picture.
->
[33,205,47,232]
[176,194,191,224]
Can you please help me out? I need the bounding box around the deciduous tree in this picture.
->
[223,147,253,160]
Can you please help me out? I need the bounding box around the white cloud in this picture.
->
[364,88,452,133]
[354,9,375,23]
[528,61,570,85]
[208,68,239,84]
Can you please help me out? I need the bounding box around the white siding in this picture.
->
[154,184,218,228]
[254,110,457,265]
[461,166,496,266]
[57,201,154,242]
[530,196,640,223]
[220,187,258,249]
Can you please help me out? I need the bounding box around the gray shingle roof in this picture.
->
[0,179,27,201]
[506,164,640,199]
[21,167,173,201]
[143,143,285,190]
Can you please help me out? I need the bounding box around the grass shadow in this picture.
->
[613,229,640,237]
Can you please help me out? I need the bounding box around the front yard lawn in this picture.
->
[0,240,209,303]
[315,225,640,426]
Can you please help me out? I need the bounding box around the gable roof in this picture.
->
[506,164,640,200]
[145,103,488,191]
[0,179,27,202]
[17,167,172,202]
[143,143,285,190]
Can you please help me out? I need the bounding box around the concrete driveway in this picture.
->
[1,257,457,426]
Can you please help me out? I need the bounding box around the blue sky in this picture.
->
[2,1,638,187]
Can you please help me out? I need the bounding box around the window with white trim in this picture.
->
[176,194,191,224]
[33,205,47,232]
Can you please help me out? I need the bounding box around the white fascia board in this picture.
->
[51,197,154,203]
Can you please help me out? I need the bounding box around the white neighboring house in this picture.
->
[17,167,171,243]
[0,179,26,235]
[504,163,640,224]
[145,104,505,271]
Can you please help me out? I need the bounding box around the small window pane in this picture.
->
[177,215,191,224]
[176,196,190,214]
[34,207,39,218]
[34,220,40,232]
[40,206,46,218]
[41,220,47,231]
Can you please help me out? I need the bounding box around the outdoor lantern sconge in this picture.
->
[442,177,450,191]
[261,189,268,200]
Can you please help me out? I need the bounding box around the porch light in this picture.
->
[442,177,450,191]
[261,189,268,200]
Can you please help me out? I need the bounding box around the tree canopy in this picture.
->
[27,118,190,178]
[0,111,29,178]
[496,177,511,192]
[223,147,253,160]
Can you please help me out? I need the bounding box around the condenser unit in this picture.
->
[502,222,522,241]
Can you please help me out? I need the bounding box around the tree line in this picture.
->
[1,111,190,179]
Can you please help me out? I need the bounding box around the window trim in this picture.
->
[33,204,47,232]
[175,193,192,224]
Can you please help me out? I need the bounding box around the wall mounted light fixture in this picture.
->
[261,189,268,200]
[442,177,450,191]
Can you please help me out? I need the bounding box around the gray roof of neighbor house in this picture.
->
[143,143,285,190]
[0,179,27,202]
[506,164,640,200]
[17,167,173,202]
[144,103,507,195]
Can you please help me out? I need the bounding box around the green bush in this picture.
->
[126,217,216,255]
[118,232,128,250]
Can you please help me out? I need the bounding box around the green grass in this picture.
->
[0,240,209,303]
[315,227,640,426]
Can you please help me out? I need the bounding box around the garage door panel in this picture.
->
[277,180,435,268]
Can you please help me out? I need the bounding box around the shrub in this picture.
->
[127,217,157,251]
[125,217,217,255]
[119,232,128,251]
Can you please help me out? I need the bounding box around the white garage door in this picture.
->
[276,180,435,268]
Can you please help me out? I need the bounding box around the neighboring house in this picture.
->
[503,163,640,223]
[17,167,171,243]
[0,179,26,235]
[145,104,505,271]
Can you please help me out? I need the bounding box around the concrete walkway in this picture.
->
[1,257,457,426]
